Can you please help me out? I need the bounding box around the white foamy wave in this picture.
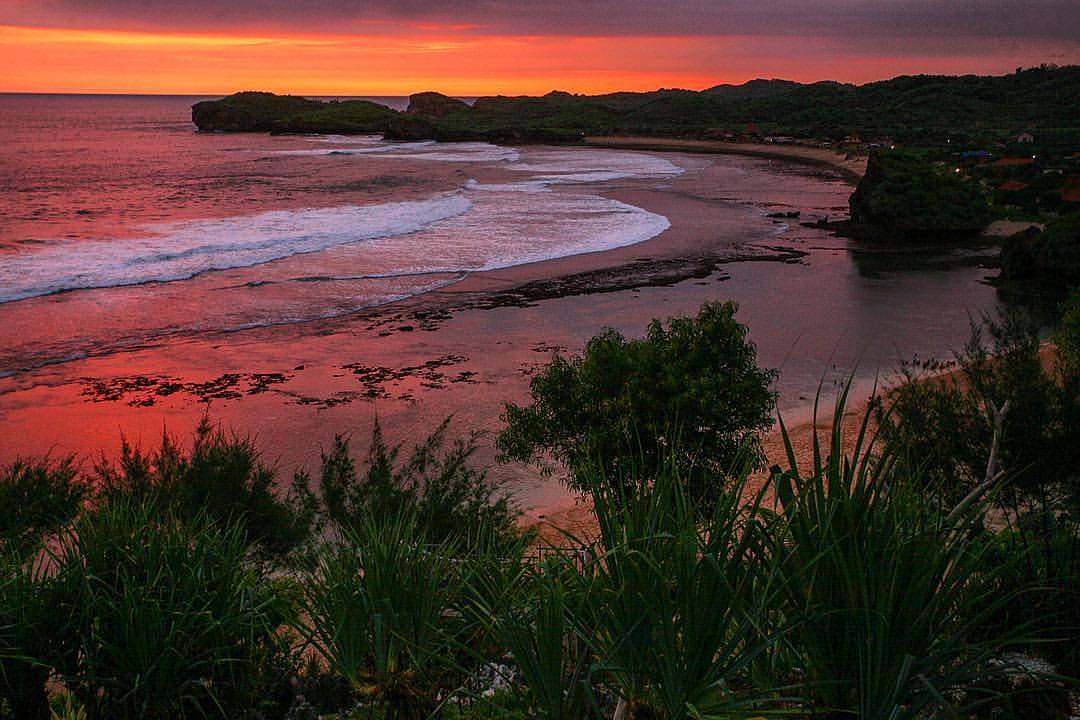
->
[281,139,518,163]
[463,178,552,193]
[0,194,471,304]
[342,190,671,277]
[508,149,684,178]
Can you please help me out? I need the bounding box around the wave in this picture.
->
[0,194,471,304]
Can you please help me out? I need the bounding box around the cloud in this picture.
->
[4,0,1079,42]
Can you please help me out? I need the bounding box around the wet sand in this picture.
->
[0,147,1001,518]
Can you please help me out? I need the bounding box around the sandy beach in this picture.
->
[584,136,868,183]
[0,138,1003,520]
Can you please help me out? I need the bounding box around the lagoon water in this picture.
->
[0,94,1003,507]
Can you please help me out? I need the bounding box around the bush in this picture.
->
[771,390,1034,719]
[0,457,84,560]
[0,553,53,720]
[498,301,776,506]
[50,499,286,720]
[296,511,469,720]
[317,417,519,548]
[880,310,1076,503]
[95,417,317,563]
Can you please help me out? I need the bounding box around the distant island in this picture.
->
[193,66,1080,280]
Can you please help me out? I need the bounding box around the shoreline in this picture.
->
[583,136,867,184]
[0,144,1003,518]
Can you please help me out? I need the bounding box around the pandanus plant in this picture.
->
[768,386,1035,719]
[567,455,786,720]
[297,511,467,720]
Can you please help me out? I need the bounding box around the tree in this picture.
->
[497,301,776,504]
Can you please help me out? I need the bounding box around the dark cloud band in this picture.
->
[6,0,1080,42]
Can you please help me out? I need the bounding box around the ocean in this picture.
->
[0,94,1003,510]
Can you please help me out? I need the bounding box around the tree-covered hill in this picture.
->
[192,66,1080,145]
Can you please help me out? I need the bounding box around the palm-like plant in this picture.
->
[575,457,783,720]
[297,511,465,720]
[50,498,282,720]
[770,386,1031,719]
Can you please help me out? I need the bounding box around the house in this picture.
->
[999,180,1029,192]
[1016,132,1035,143]
[992,157,1035,167]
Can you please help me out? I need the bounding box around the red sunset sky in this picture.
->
[2,0,1078,95]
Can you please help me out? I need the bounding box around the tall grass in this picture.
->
[769,387,1032,719]
[576,458,783,720]
[296,511,468,720]
[50,499,284,720]
[0,551,52,720]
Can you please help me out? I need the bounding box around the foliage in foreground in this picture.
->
[317,417,519,547]
[879,303,1080,674]
[93,417,317,562]
[1,297,1078,718]
[498,301,776,507]
[49,499,289,720]
[0,457,84,561]
[772,389,1031,719]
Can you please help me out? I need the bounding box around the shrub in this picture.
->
[771,389,1036,719]
[0,457,84,560]
[498,301,776,506]
[95,417,317,563]
[574,458,782,719]
[317,417,519,548]
[296,511,468,720]
[0,552,53,720]
[50,499,285,720]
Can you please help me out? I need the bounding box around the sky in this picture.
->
[2,0,1078,95]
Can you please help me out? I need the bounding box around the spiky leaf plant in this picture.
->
[770,385,1036,719]
[297,510,466,720]
[50,498,283,720]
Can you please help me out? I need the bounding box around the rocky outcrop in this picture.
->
[191,92,397,134]
[191,92,323,132]
[1000,212,1080,284]
[848,150,992,237]
[405,92,469,119]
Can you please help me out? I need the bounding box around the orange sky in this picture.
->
[2,23,1078,95]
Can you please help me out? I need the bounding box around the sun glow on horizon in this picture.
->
[2,23,1077,96]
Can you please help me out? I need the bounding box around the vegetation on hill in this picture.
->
[1000,212,1080,285]
[191,66,1080,145]
[848,148,993,236]
[191,91,397,133]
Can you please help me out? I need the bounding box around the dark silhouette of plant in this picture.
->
[318,417,519,547]
[498,301,775,507]
[94,416,317,563]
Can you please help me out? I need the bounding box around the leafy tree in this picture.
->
[497,301,776,504]
[879,306,1080,673]
[880,309,1076,504]
[318,417,520,547]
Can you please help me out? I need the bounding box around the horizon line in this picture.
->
[1,64,1075,99]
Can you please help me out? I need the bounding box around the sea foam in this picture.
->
[0,194,471,304]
